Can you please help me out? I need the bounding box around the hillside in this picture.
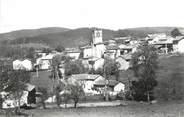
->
[116,27,183,38]
[10,28,116,48]
[1,27,184,48]
[0,27,70,41]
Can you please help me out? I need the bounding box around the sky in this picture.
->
[0,0,184,33]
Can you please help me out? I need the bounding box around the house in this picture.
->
[36,53,54,70]
[80,45,93,58]
[13,59,33,71]
[177,38,184,53]
[119,44,135,55]
[114,36,132,44]
[13,59,23,70]
[89,57,105,71]
[146,33,174,53]
[22,59,33,71]
[173,36,184,53]
[146,33,167,44]
[65,48,81,59]
[115,56,130,70]
[104,45,120,59]
[114,82,125,93]
[94,79,118,89]
[68,74,105,95]
[81,57,104,71]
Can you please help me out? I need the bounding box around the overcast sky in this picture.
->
[0,0,184,33]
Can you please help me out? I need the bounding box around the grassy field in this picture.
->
[1,100,183,117]
[23,55,184,117]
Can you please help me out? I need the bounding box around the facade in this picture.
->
[178,38,184,53]
[119,44,134,55]
[114,82,125,93]
[68,74,104,95]
[13,59,32,71]
[66,48,81,59]
[36,54,54,70]
[115,56,130,70]
[105,45,120,59]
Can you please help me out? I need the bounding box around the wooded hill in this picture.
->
[0,27,183,48]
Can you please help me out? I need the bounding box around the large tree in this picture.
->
[2,69,31,114]
[103,58,119,81]
[64,60,86,76]
[131,43,158,102]
[171,28,182,38]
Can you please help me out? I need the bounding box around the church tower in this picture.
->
[92,29,105,58]
[92,29,103,44]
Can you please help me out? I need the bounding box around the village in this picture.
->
[1,27,184,112]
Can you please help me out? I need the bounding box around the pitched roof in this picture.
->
[25,83,35,91]
[65,48,81,53]
[106,45,119,50]
[173,36,184,41]
[80,45,92,49]
[71,74,101,81]
[94,79,119,86]
[119,44,133,49]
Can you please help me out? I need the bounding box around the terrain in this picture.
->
[0,27,183,48]
[1,100,184,117]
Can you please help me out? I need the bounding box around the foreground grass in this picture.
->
[2,100,183,117]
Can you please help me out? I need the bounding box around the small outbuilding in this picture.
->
[114,82,125,93]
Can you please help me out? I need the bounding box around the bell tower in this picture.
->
[92,29,103,44]
[92,29,105,58]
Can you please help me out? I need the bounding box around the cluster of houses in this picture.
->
[146,33,184,54]
[3,28,184,108]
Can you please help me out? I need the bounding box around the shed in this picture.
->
[114,82,125,92]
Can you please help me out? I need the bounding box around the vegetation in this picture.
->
[64,60,86,76]
[37,87,48,109]
[55,45,65,52]
[1,68,31,115]
[65,83,84,108]
[154,55,184,101]
[170,28,182,37]
[131,43,158,102]
[103,58,119,81]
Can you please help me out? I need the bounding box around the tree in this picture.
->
[103,58,119,81]
[171,28,182,38]
[42,48,52,54]
[4,69,31,115]
[64,60,86,76]
[50,54,71,105]
[0,62,12,108]
[66,83,84,108]
[55,45,65,52]
[101,58,119,101]
[131,43,158,102]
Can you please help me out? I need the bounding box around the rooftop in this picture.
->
[70,74,102,81]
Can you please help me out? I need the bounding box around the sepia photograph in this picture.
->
[0,0,184,116]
